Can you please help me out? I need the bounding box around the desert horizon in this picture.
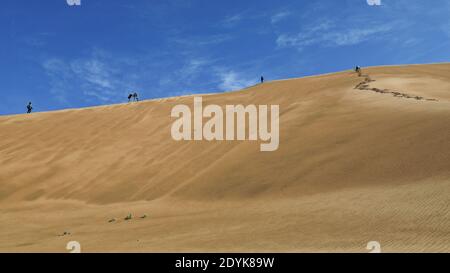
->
[1,62,448,117]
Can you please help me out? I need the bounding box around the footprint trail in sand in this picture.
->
[355,74,438,102]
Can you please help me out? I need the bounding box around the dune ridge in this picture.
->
[0,63,449,252]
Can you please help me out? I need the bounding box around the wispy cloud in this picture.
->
[23,32,53,48]
[178,58,211,79]
[42,59,71,103]
[172,34,232,47]
[42,49,139,104]
[155,55,220,97]
[328,25,393,46]
[271,11,291,24]
[162,57,215,87]
[71,59,115,90]
[217,70,257,91]
[277,20,394,50]
[221,13,244,28]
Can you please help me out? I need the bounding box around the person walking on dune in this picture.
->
[355,66,362,76]
[133,92,139,102]
[261,76,264,84]
[128,93,133,102]
[26,102,33,114]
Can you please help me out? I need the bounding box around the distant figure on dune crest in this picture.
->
[355,66,362,76]
[26,102,33,114]
[128,93,133,102]
[261,76,264,84]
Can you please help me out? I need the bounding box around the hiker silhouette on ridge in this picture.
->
[26,102,33,114]
[133,92,139,102]
[355,66,362,77]
[128,93,133,102]
[261,76,264,84]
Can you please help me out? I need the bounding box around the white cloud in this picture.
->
[157,56,216,92]
[172,34,232,47]
[179,59,210,78]
[221,13,243,28]
[276,20,333,48]
[42,50,139,104]
[23,32,53,48]
[277,20,393,50]
[326,25,393,46]
[271,11,291,24]
[217,71,256,91]
[42,59,72,103]
[71,59,115,90]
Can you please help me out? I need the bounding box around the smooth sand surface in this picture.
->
[0,63,449,252]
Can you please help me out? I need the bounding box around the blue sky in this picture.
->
[0,0,449,115]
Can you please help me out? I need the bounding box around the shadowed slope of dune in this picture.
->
[0,63,449,252]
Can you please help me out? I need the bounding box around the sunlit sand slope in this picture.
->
[0,63,449,252]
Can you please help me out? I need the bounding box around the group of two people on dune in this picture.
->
[128,92,139,102]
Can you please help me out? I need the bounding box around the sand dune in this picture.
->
[0,63,449,252]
